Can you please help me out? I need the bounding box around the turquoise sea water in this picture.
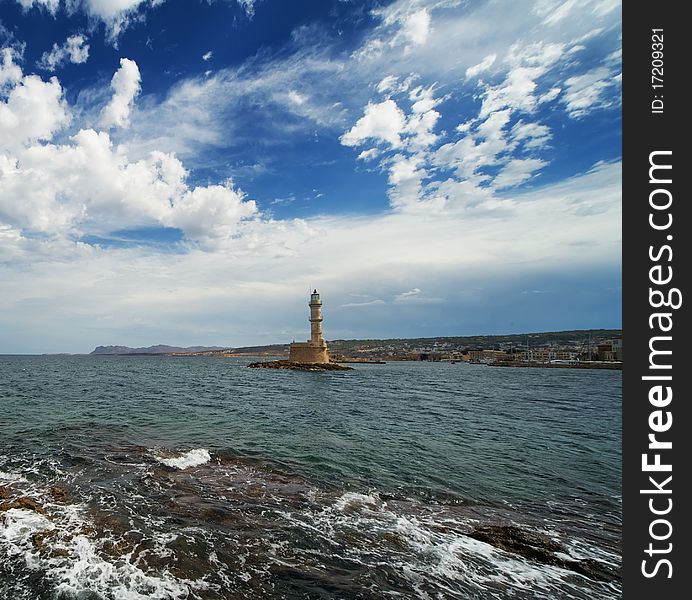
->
[0,355,621,599]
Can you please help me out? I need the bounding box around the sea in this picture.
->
[0,355,621,599]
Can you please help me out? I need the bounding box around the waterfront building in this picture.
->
[288,290,330,364]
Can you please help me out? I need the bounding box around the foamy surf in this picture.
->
[155,448,211,469]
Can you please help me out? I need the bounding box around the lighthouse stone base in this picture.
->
[288,342,329,364]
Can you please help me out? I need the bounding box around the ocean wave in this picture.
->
[0,478,209,600]
[154,448,211,470]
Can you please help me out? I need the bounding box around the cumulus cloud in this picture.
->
[0,47,23,88]
[37,34,90,71]
[0,52,69,154]
[0,128,258,245]
[166,183,258,247]
[340,99,406,148]
[0,58,258,249]
[100,58,141,129]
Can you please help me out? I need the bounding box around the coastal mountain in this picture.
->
[91,345,226,355]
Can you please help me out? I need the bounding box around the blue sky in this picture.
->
[0,0,621,353]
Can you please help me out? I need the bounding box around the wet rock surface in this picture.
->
[0,497,46,514]
[247,360,353,371]
[49,486,68,502]
[469,525,620,582]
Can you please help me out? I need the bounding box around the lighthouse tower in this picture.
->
[288,289,330,364]
[309,290,324,344]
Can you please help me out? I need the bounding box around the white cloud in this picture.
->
[236,0,257,17]
[1,48,23,88]
[357,148,379,161]
[401,8,431,46]
[511,120,552,149]
[16,0,60,12]
[1,0,622,351]
[166,183,258,248]
[341,299,386,308]
[478,42,565,118]
[287,90,306,105]
[538,86,561,103]
[386,153,426,210]
[0,54,69,154]
[38,34,90,71]
[0,58,260,247]
[493,157,547,189]
[376,75,398,94]
[356,4,435,59]
[15,1,259,41]
[202,50,213,61]
[562,66,618,118]
[0,127,259,246]
[100,58,141,129]
[534,0,619,27]
[394,288,420,301]
[465,53,496,79]
[404,85,440,148]
[0,161,621,352]
[340,99,406,148]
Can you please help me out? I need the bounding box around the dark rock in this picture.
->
[569,558,621,582]
[0,485,10,499]
[49,486,69,502]
[247,360,353,372]
[468,524,619,583]
[31,530,57,548]
[469,525,563,561]
[0,497,46,514]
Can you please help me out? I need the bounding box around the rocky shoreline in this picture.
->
[247,360,353,372]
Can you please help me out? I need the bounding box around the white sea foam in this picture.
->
[0,497,209,600]
[0,470,28,483]
[278,490,621,599]
[1,508,55,555]
[155,448,211,470]
[333,491,379,512]
[49,534,199,600]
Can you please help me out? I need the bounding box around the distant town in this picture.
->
[90,329,622,368]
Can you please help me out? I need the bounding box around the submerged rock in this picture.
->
[49,486,68,502]
[31,530,57,549]
[469,524,563,560]
[0,497,46,514]
[247,360,353,372]
[469,524,619,583]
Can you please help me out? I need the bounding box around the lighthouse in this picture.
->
[309,289,324,344]
[288,289,330,364]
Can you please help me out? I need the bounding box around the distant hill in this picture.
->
[326,329,622,353]
[90,329,621,357]
[91,345,226,355]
